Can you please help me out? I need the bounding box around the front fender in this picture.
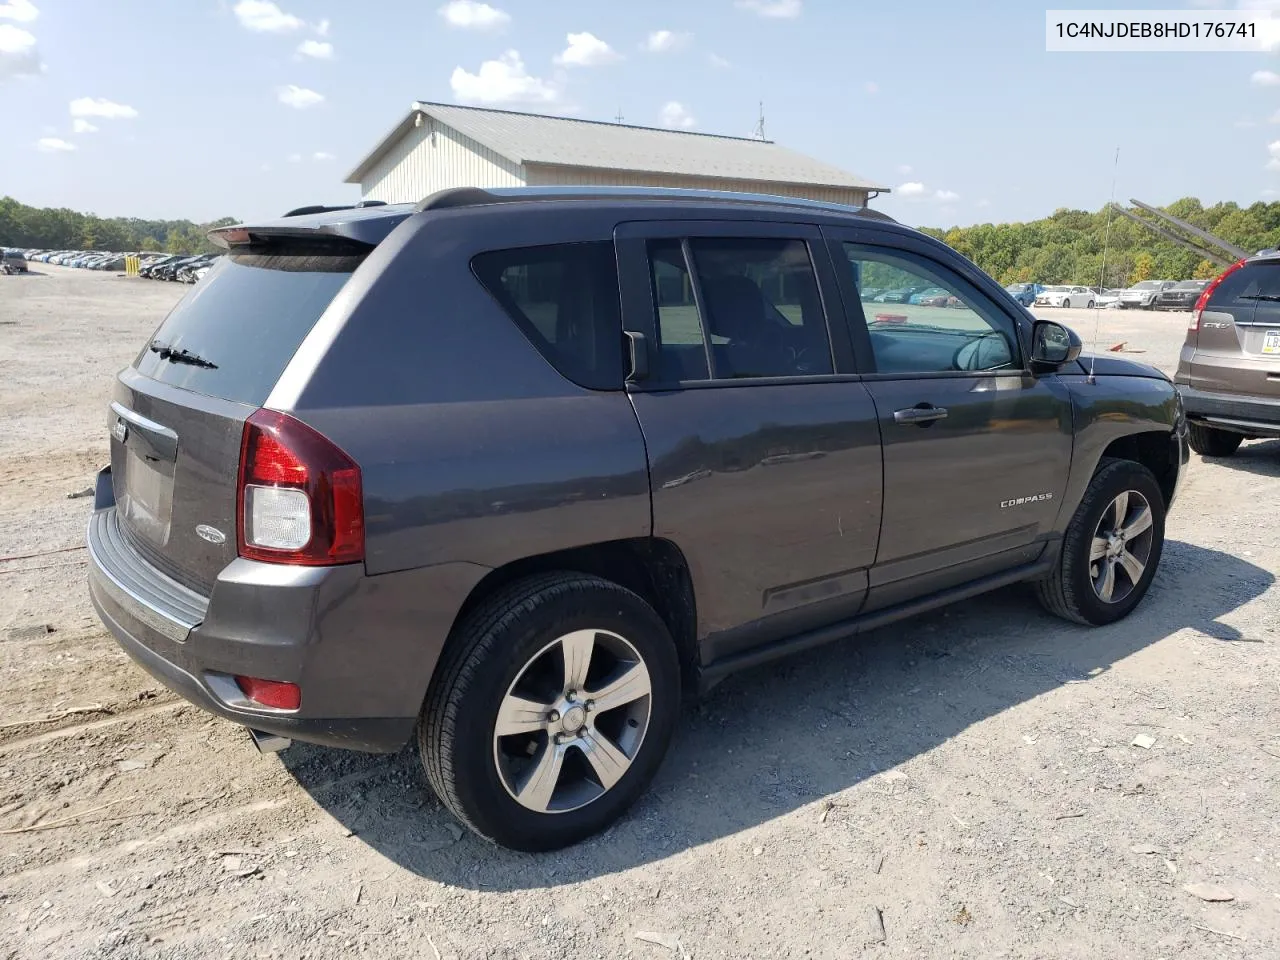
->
[1056,373,1182,525]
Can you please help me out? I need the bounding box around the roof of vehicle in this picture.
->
[346,101,891,193]
[214,186,899,248]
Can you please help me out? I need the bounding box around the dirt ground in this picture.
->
[1,268,1278,960]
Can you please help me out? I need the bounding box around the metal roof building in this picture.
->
[344,102,889,208]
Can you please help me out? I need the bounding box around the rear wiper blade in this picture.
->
[149,340,218,369]
[1239,295,1280,302]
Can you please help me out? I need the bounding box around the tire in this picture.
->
[1035,458,1165,626]
[419,572,681,851]
[1062,299,1071,309]
[1187,422,1243,457]
[1086,300,1095,309]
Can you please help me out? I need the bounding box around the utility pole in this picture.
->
[752,101,766,140]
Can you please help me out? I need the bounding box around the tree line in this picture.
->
[0,196,237,256]
[918,197,1280,287]
[3,194,1278,286]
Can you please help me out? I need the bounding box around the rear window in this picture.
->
[1209,262,1279,307]
[134,250,363,405]
[471,241,624,391]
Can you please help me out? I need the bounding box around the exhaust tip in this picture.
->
[247,727,292,754]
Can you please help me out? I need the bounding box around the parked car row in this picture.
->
[15,248,221,283]
[138,253,220,283]
[1025,278,1213,311]
[26,249,130,271]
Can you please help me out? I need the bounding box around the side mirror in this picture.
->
[1030,320,1082,371]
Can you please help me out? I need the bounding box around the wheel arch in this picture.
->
[447,537,700,689]
[1097,430,1179,506]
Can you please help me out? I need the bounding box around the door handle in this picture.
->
[893,403,948,425]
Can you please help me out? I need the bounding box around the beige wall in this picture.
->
[523,163,870,207]
[359,118,523,203]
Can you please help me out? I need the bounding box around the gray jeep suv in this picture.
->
[88,187,1188,850]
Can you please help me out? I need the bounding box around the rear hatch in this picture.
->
[106,212,405,593]
[1190,259,1280,399]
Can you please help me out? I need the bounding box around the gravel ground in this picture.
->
[1,268,1278,959]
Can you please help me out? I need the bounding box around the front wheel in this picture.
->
[1187,422,1243,457]
[1062,299,1071,309]
[1035,458,1165,625]
[1086,300,1095,309]
[419,573,681,851]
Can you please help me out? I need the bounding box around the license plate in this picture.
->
[1264,330,1280,355]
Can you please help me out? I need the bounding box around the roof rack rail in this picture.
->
[414,185,897,222]
[353,199,388,208]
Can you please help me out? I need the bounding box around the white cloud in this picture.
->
[734,0,802,17]
[645,29,690,53]
[233,0,302,32]
[0,0,38,23]
[450,50,558,104]
[864,80,878,94]
[36,136,74,152]
[898,181,925,197]
[0,23,39,80]
[314,18,330,35]
[1252,69,1280,85]
[72,118,97,133]
[287,152,302,162]
[1267,140,1280,170]
[277,84,324,108]
[897,164,912,175]
[297,39,332,59]
[660,101,696,129]
[935,188,960,202]
[438,0,509,29]
[313,150,335,161]
[707,52,730,68]
[69,97,138,119]
[554,32,621,67]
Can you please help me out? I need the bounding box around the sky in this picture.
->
[1,0,1278,228]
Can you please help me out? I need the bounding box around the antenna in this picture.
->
[1090,147,1120,384]
[752,101,766,140]
[614,107,624,124]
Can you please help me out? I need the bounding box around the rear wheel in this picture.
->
[1062,299,1071,309]
[1187,422,1243,457]
[1086,300,1095,309]
[1035,458,1165,626]
[419,573,681,851]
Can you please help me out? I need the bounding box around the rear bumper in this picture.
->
[86,466,480,753]
[1175,385,1280,437]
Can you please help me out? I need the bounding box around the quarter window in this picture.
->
[472,241,624,390]
[843,244,1021,375]
[647,237,834,382]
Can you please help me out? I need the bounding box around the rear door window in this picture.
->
[471,241,624,391]
[646,236,834,381]
[134,250,364,406]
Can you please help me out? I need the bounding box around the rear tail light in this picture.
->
[235,676,301,710]
[1190,259,1247,332]
[237,409,364,565]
